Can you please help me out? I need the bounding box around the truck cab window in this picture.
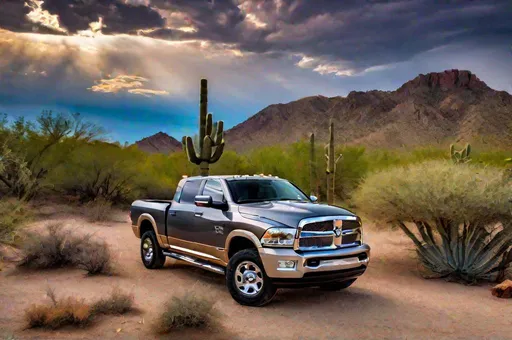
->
[203,179,225,203]
[180,180,202,204]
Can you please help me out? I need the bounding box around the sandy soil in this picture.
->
[1,206,511,340]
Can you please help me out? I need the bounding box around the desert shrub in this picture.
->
[91,287,134,315]
[49,142,142,204]
[19,223,113,275]
[71,236,113,275]
[155,292,218,334]
[82,198,113,222]
[25,288,91,329]
[353,160,512,283]
[0,112,104,201]
[0,199,30,245]
[25,287,133,329]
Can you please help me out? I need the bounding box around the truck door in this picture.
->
[166,178,202,244]
[194,179,232,250]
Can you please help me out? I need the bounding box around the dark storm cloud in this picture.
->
[139,0,512,73]
[1,0,511,74]
[0,0,165,34]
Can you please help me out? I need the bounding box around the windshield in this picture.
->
[226,179,310,204]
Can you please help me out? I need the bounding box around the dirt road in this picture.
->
[1,209,511,339]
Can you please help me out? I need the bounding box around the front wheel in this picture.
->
[140,231,166,269]
[319,278,357,291]
[226,249,277,307]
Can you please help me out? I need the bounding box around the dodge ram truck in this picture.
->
[130,175,370,306]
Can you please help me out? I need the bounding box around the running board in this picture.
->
[162,251,225,275]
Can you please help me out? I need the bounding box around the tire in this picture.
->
[226,249,277,307]
[319,278,357,291]
[140,231,166,269]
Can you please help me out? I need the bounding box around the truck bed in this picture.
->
[130,199,173,235]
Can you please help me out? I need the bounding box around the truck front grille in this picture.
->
[301,221,333,232]
[299,236,333,249]
[296,216,361,251]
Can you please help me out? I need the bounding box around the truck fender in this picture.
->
[225,230,262,256]
[137,213,167,247]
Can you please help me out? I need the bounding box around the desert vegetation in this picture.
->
[25,287,133,329]
[19,223,113,275]
[353,160,512,283]
[1,111,511,206]
[155,291,219,334]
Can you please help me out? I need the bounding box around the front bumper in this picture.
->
[259,244,370,285]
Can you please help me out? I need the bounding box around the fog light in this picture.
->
[277,260,296,269]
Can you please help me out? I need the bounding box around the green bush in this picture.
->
[155,292,218,334]
[353,160,512,283]
[0,199,30,245]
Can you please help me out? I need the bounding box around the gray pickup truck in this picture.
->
[130,175,370,306]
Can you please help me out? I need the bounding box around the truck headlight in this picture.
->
[260,228,297,247]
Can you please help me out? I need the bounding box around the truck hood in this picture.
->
[238,201,355,228]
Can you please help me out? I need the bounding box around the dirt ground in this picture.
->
[1,206,511,340]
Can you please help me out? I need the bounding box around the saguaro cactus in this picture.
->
[183,79,225,176]
[450,143,471,164]
[325,121,335,205]
[309,133,316,197]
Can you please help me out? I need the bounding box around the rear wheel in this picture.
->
[226,249,277,307]
[319,278,357,291]
[140,231,166,269]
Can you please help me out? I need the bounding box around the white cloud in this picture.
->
[88,75,168,96]
[25,0,68,34]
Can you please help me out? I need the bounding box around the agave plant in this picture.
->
[354,160,512,283]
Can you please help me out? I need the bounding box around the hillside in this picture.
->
[134,131,182,154]
[224,69,512,151]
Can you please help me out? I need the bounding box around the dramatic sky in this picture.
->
[1,0,511,143]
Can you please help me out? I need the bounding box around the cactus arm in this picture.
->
[182,136,187,152]
[210,141,225,163]
[214,121,224,145]
[201,135,213,160]
[185,136,200,164]
[206,113,213,137]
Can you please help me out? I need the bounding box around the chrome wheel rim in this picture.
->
[142,237,154,263]
[235,261,264,296]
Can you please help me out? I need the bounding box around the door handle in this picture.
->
[194,212,203,217]
[169,211,177,216]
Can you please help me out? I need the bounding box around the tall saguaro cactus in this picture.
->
[450,143,471,164]
[183,79,225,176]
[309,133,316,197]
[325,121,335,205]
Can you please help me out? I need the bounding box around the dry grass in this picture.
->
[25,288,91,329]
[18,223,113,275]
[155,291,219,334]
[25,287,133,329]
[82,199,114,222]
[91,287,134,315]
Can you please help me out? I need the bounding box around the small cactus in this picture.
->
[325,120,335,205]
[450,143,471,164]
[183,79,225,176]
[309,133,316,197]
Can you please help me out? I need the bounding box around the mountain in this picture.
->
[135,132,182,154]
[224,69,512,151]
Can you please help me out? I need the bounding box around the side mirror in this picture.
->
[195,195,212,207]
[310,195,318,202]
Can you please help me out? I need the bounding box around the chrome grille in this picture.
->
[295,216,361,251]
